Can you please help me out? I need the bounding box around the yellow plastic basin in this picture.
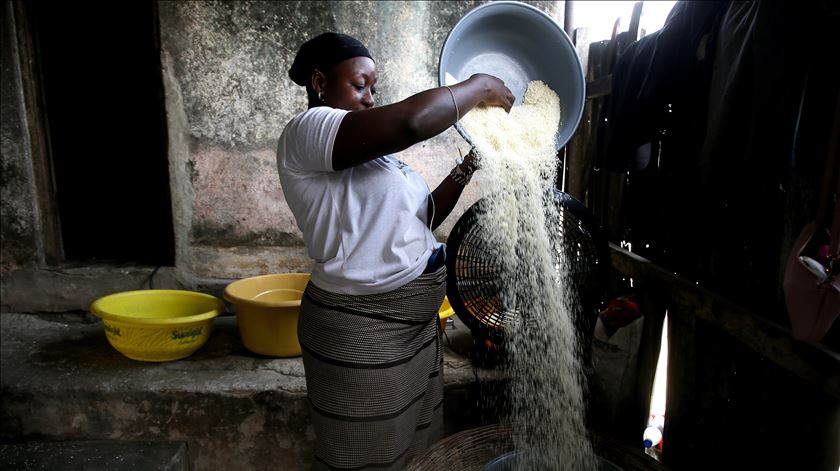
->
[224,273,310,357]
[439,296,455,330]
[90,290,224,362]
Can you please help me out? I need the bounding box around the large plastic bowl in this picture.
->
[439,1,585,150]
[223,273,310,357]
[90,290,224,362]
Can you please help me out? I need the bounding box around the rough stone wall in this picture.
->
[158,0,565,280]
[0,1,39,269]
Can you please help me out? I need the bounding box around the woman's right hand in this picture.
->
[471,73,515,112]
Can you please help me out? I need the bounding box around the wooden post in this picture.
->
[602,3,643,239]
[585,40,612,222]
[564,27,590,200]
[563,0,574,38]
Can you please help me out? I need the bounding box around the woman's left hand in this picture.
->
[460,147,479,175]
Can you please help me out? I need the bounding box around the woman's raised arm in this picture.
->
[332,74,514,170]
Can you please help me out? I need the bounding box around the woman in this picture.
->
[277,32,513,470]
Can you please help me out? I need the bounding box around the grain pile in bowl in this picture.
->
[460,80,596,469]
[461,80,560,166]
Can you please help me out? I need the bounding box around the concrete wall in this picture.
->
[0,1,565,309]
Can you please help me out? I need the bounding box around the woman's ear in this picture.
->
[311,69,327,96]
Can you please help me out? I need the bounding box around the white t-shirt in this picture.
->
[277,106,442,295]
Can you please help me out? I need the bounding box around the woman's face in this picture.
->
[316,57,377,111]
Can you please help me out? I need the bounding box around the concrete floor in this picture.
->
[0,440,190,471]
[0,312,502,470]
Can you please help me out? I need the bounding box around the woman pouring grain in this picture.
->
[277,32,513,471]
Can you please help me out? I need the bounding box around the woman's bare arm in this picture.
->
[331,74,513,170]
[427,150,479,230]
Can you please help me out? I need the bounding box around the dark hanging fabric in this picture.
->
[601,0,831,319]
[693,0,822,315]
[601,1,727,173]
[666,5,840,470]
[599,1,727,285]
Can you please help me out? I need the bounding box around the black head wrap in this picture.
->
[288,32,373,87]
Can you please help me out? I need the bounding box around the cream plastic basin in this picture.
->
[224,273,310,357]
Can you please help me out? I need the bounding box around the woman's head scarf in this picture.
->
[288,32,373,86]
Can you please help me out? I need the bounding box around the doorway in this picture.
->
[26,0,174,266]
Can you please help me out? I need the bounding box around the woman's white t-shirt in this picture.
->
[277,106,442,295]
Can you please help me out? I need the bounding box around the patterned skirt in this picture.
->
[299,266,446,471]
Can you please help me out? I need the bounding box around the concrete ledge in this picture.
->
[0,265,315,315]
[0,313,501,470]
[0,266,185,313]
[0,440,190,471]
[0,265,252,313]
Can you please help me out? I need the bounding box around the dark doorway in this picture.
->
[27,1,174,266]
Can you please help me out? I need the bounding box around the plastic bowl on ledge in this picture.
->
[223,273,310,357]
[90,290,224,362]
[439,296,456,330]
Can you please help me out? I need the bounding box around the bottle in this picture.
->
[643,414,664,449]
[643,424,663,448]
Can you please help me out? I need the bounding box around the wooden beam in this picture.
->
[610,244,840,400]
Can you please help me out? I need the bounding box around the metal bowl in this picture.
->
[439,1,585,150]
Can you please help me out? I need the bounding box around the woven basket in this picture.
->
[406,423,672,471]
[405,424,515,471]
